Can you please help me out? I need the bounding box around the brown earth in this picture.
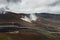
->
[0,29,55,40]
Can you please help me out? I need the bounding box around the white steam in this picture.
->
[30,14,37,21]
[20,16,31,22]
[20,14,37,22]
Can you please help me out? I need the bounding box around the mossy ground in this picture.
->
[0,34,12,40]
[0,29,60,40]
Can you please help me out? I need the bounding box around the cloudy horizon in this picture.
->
[0,0,60,14]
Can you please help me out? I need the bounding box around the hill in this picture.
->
[0,12,60,40]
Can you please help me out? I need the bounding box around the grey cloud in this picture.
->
[7,0,22,3]
[0,0,60,14]
[48,0,60,6]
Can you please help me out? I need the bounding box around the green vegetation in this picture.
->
[0,29,60,40]
[18,28,60,40]
[0,34,12,40]
[34,29,60,40]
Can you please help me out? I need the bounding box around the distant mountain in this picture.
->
[36,13,60,20]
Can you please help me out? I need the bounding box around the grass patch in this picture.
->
[0,34,12,40]
[34,29,60,40]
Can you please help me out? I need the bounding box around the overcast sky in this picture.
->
[0,0,60,14]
